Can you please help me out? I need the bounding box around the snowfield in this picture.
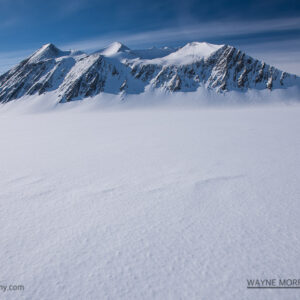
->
[0,99,300,299]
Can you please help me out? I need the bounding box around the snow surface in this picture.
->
[96,42,177,62]
[99,42,131,57]
[96,41,222,64]
[0,98,300,300]
[27,43,72,64]
[145,42,223,65]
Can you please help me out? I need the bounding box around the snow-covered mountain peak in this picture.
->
[183,41,223,54]
[163,41,223,64]
[27,43,85,64]
[41,43,55,50]
[100,42,131,57]
[28,43,68,63]
[143,41,224,65]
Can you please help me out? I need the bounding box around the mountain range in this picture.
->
[0,41,299,103]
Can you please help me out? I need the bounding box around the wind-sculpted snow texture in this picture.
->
[1,106,300,300]
[0,41,299,102]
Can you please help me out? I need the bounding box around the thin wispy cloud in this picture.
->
[0,49,32,74]
[1,17,300,75]
[62,17,300,51]
[57,0,93,17]
[238,38,300,75]
[0,17,19,28]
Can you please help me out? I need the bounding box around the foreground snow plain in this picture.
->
[0,96,300,300]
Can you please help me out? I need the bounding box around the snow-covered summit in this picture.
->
[28,43,85,64]
[148,42,223,65]
[99,42,131,57]
[28,43,68,63]
[172,42,222,58]
[0,41,299,103]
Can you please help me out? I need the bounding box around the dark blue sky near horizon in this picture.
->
[0,0,300,74]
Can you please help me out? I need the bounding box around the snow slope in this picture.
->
[148,41,223,65]
[0,103,300,299]
[97,42,132,58]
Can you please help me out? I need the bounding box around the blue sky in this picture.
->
[0,0,300,74]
